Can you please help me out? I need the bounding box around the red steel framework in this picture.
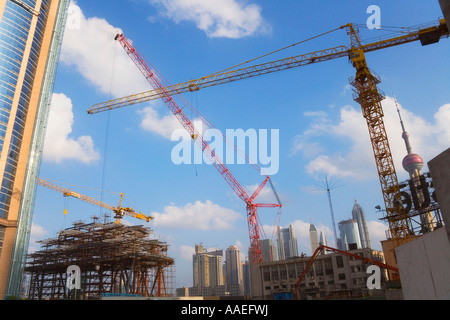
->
[294,245,399,300]
[114,34,281,264]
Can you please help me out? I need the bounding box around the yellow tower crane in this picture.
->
[37,178,153,223]
[87,19,448,248]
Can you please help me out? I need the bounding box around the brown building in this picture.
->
[0,0,70,299]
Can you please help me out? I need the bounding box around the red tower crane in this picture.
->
[114,34,281,264]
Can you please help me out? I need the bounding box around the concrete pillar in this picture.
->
[428,148,450,244]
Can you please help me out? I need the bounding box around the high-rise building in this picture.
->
[352,199,371,248]
[260,238,277,262]
[207,249,224,288]
[319,230,328,254]
[192,244,224,290]
[309,223,319,255]
[193,244,209,288]
[338,219,362,250]
[225,245,243,295]
[277,225,298,260]
[319,230,327,247]
[242,258,250,297]
[0,0,70,299]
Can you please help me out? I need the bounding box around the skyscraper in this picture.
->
[352,199,371,248]
[309,223,319,255]
[225,245,243,295]
[193,244,209,288]
[277,225,298,260]
[192,244,224,290]
[207,249,224,288]
[260,238,277,262]
[338,219,362,250]
[0,0,70,299]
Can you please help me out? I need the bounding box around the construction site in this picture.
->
[25,217,174,300]
[1,0,450,302]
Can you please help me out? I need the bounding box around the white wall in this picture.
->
[396,228,450,299]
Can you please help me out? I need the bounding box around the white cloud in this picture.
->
[367,220,389,251]
[148,0,271,38]
[293,98,450,181]
[291,110,331,158]
[151,200,241,230]
[138,106,185,139]
[63,2,217,141]
[245,181,280,204]
[27,223,48,253]
[178,244,195,260]
[43,93,100,164]
[61,2,149,98]
[58,2,193,147]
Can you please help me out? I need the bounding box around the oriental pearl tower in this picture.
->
[394,96,423,178]
[394,95,433,232]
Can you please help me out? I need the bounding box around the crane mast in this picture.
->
[114,34,281,263]
[347,24,411,247]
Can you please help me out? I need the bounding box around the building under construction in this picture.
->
[24,218,174,300]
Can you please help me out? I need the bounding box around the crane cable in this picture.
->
[190,25,346,176]
[209,25,347,76]
[100,38,118,220]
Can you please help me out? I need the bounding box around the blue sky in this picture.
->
[30,0,450,289]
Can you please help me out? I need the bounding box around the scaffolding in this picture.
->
[25,217,174,299]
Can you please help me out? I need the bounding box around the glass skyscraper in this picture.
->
[0,0,69,299]
[277,224,298,260]
[338,219,362,250]
[352,199,371,249]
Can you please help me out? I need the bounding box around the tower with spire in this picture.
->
[394,95,434,232]
[394,95,424,178]
[352,199,371,248]
[309,223,319,255]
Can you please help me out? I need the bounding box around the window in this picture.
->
[314,261,323,276]
[296,262,304,276]
[271,266,279,281]
[336,256,344,268]
[351,265,362,273]
[288,264,296,279]
[280,266,287,280]
[263,267,270,282]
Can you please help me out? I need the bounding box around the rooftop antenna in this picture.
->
[315,175,342,248]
